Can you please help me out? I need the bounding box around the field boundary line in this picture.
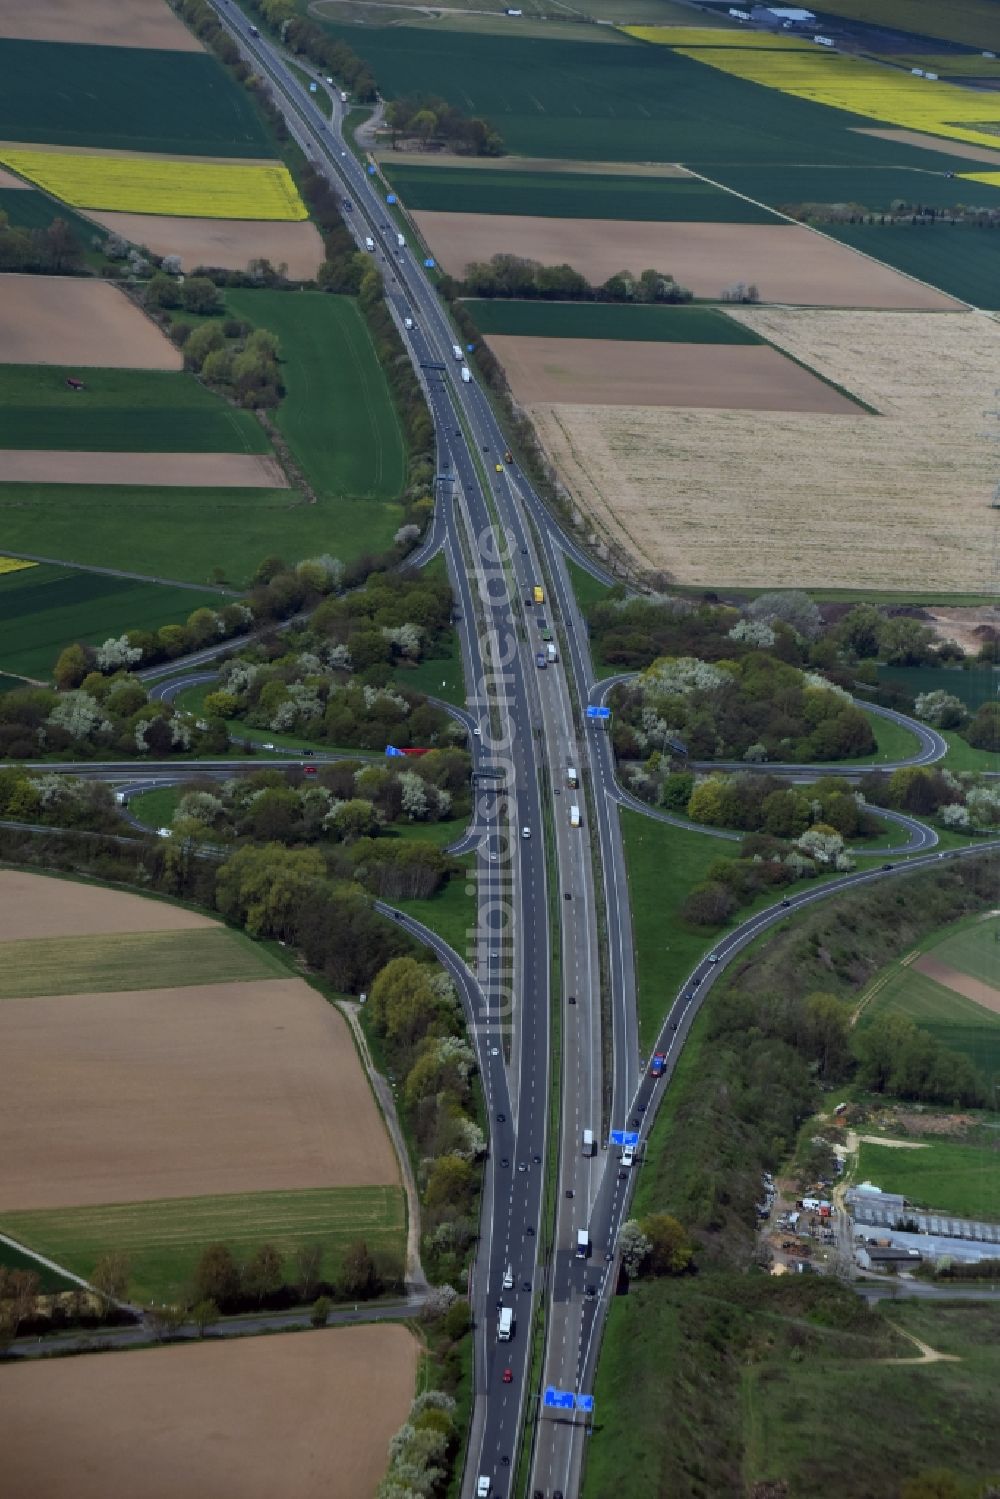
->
[0,548,237,594]
[683,164,975,311]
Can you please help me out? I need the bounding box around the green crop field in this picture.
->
[0,366,270,454]
[0,927,285,1000]
[1,1186,406,1304]
[0,1240,77,1293]
[931,916,1000,987]
[0,186,102,240]
[464,300,763,343]
[384,163,780,221]
[856,1139,1000,1220]
[0,561,221,681]
[826,222,1000,307]
[859,943,1000,1085]
[322,25,937,165]
[878,663,1000,711]
[702,163,1000,211]
[226,291,406,546]
[0,40,271,156]
[806,0,1000,51]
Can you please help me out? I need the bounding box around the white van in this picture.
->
[582,1128,595,1157]
[498,1306,513,1340]
[477,1480,490,1499]
[621,1145,635,1168]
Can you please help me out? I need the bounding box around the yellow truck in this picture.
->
[532,585,544,605]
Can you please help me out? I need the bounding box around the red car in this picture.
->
[649,1052,666,1078]
[502,1367,513,1384]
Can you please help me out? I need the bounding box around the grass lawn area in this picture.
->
[1,1185,406,1304]
[393,634,466,707]
[128,786,183,829]
[826,222,1000,308]
[0,927,284,1000]
[0,366,270,454]
[859,707,922,765]
[0,561,222,681]
[385,163,780,221]
[395,860,475,952]
[0,40,270,156]
[566,555,614,612]
[856,1139,1000,1220]
[940,730,999,773]
[226,289,406,515]
[384,815,470,848]
[464,300,762,343]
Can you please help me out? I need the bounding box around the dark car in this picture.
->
[882,863,894,871]
[568,994,576,1005]
[780,898,791,908]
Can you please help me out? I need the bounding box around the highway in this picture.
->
[16,13,991,1499]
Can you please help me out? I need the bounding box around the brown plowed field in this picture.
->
[88,211,326,279]
[0,1326,418,1499]
[411,212,962,308]
[914,954,1000,1016]
[0,871,216,940]
[853,127,1000,165]
[529,309,997,592]
[0,275,181,369]
[0,978,399,1210]
[0,451,289,488]
[485,336,860,412]
[375,149,692,176]
[0,0,203,50]
[0,165,28,188]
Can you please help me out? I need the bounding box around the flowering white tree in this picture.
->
[728,618,775,648]
[914,690,967,729]
[399,770,429,820]
[96,635,142,671]
[47,692,112,742]
[382,623,423,659]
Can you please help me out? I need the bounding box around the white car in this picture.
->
[708,952,720,964]
[621,1145,635,1168]
[521,826,531,839]
[502,1264,514,1290]
[473,726,482,738]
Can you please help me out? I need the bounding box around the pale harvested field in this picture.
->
[0,275,181,369]
[0,140,279,168]
[411,212,961,308]
[914,954,1000,1017]
[0,1326,417,1499]
[0,871,215,940]
[0,451,289,487]
[89,210,325,278]
[530,309,998,592]
[0,978,399,1210]
[486,336,859,412]
[376,149,691,177]
[0,164,27,188]
[0,0,203,49]
[852,127,1000,165]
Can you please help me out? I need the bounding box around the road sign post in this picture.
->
[586,705,612,727]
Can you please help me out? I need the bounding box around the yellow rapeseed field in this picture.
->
[0,557,36,575]
[655,42,1000,153]
[625,26,817,49]
[960,170,1000,186]
[0,149,307,221]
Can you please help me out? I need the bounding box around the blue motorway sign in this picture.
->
[544,1387,576,1411]
[424,257,436,268]
[586,705,611,721]
[367,164,377,175]
[609,1129,640,1147]
[386,193,397,204]
[577,1395,595,1414]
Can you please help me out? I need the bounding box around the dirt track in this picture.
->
[486,336,861,411]
[89,211,326,279]
[853,127,1000,165]
[0,978,399,1209]
[0,872,215,940]
[375,149,691,177]
[411,211,961,308]
[0,165,28,188]
[0,1326,418,1499]
[0,451,290,488]
[0,0,203,49]
[914,954,1000,1016]
[0,276,181,369]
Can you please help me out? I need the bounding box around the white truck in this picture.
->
[570,804,581,829]
[452,344,463,361]
[621,1144,635,1168]
[498,1306,513,1340]
[403,316,414,330]
[396,232,405,248]
[340,90,349,102]
[460,365,471,383]
[546,641,557,664]
[576,1230,590,1259]
[477,1480,491,1499]
[582,1128,595,1157]
[567,767,578,788]
[364,235,375,252]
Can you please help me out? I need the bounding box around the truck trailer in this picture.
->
[546,642,557,663]
[576,1230,590,1259]
[498,1306,513,1340]
[570,804,581,828]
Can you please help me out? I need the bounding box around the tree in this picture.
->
[193,1243,240,1306]
[184,321,226,369]
[900,1473,963,1499]
[746,590,822,640]
[148,1304,186,1340]
[91,1249,131,1303]
[311,1294,332,1327]
[145,270,181,309]
[618,1220,651,1278]
[191,1298,219,1336]
[180,275,222,314]
[204,689,239,719]
[442,1298,471,1340]
[681,880,736,927]
[639,1213,693,1275]
[340,1239,380,1300]
[245,1243,284,1305]
[53,642,92,690]
[834,602,883,658]
[294,1242,324,1301]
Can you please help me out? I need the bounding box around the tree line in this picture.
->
[384,94,504,156]
[0,213,86,276]
[447,253,692,303]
